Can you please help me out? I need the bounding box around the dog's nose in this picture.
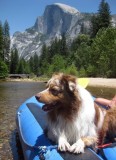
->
[35,94,41,101]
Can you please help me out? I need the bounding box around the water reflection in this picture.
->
[87,86,116,99]
[0,81,115,159]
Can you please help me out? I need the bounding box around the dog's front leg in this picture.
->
[69,136,97,154]
[69,139,85,154]
[58,136,70,152]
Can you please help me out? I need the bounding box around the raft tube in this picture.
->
[16,96,116,160]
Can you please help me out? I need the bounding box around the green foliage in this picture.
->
[0,60,8,78]
[41,54,66,76]
[17,58,31,74]
[90,15,100,38]
[70,34,91,70]
[79,67,87,77]
[0,20,10,78]
[29,56,34,73]
[17,59,24,74]
[98,0,111,28]
[3,20,10,65]
[90,0,111,37]
[90,27,116,77]
[51,55,66,72]
[71,34,91,52]
[0,22,4,61]
[60,33,69,56]
[65,63,78,76]
[33,53,39,74]
[10,48,19,73]
[40,44,48,62]
[28,53,40,75]
[86,65,96,77]
[37,26,116,78]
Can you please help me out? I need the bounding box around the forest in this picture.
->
[0,0,116,78]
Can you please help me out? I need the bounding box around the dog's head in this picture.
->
[35,73,80,112]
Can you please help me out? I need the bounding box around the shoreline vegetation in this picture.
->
[4,77,116,89]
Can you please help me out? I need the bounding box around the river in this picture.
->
[0,81,116,160]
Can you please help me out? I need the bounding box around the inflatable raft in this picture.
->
[16,96,116,160]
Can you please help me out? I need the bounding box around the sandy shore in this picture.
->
[6,77,116,89]
[88,78,116,88]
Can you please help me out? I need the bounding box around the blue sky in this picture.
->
[0,0,116,35]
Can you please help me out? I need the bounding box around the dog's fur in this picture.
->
[35,73,111,153]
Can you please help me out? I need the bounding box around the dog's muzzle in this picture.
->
[35,94,59,112]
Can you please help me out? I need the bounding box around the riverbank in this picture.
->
[88,78,116,88]
[6,77,116,89]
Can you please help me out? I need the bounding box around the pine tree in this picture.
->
[29,56,34,73]
[90,15,100,38]
[48,40,58,61]
[0,21,4,61]
[40,44,48,61]
[3,20,10,65]
[33,53,39,75]
[91,0,111,37]
[60,33,68,56]
[0,60,8,78]
[98,0,111,28]
[10,50,15,73]
[17,59,24,74]
[10,48,19,74]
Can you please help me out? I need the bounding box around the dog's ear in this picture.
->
[68,81,76,92]
[62,74,77,92]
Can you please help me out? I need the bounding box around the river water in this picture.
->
[0,81,116,160]
[0,81,45,160]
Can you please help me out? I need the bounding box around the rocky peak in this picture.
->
[11,3,84,59]
[53,3,79,14]
[11,3,116,59]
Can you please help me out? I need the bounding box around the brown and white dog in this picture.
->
[35,73,106,153]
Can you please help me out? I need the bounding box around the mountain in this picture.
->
[11,3,116,59]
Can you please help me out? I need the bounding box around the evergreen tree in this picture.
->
[40,44,48,65]
[91,0,111,37]
[90,15,100,38]
[33,53,39,75]
[29,56,34,73]
[98,0,111,28]
[21,58,30,74]
[3,20,10,65]
[48,39,60,61]
[39,44,49,75]
[0,21,4,61]
[17,59,24,74]
[0,60,8,78]
[60,33,68,56]
[10,48,19,74]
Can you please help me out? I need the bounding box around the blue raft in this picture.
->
[16,96,116,160]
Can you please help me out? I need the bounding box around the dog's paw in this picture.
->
[69,139,85,154]
[58,137,70,152]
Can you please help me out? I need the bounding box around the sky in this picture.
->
[0,0,116,35]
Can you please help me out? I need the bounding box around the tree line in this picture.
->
[0,0,116,78]
[0,20,10,78]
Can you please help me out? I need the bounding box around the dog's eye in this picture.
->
[50,89,60,96]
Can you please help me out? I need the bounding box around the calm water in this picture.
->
[0,81,116,160]
[0,81,45,160]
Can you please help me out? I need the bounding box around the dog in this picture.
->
[35,73,106,154]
